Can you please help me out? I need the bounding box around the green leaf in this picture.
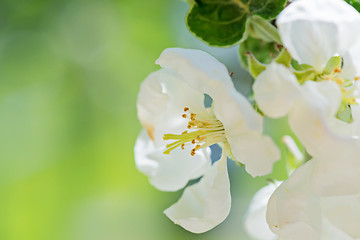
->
[186,0,286,46]
[345,0,360,12]
[186,0,196,7]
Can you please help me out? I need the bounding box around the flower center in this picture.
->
[163,107,227,156]
[316,67,359,122]
[318,67,359,106]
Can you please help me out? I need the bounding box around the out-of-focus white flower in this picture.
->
[264,76,360,240]
[134,48,280,233]
[245,183,281,240]
[277,0,360,71]
[267,157,360,240]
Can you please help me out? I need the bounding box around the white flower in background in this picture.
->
[252,1,360,239]
[253,0,360,154]
[245,182,280,240]
[277,0,360,71]
[134,48,280,233]
[267,158,360,240]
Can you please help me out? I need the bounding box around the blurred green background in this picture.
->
[0,0,288,239]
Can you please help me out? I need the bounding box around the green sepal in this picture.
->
[247,53,266,78]
[275,48,291,67]
[291,59,313,71]
[246,15,282,44]
[322,56,342,75]
[293,69,317,84]
[337,103,353,123]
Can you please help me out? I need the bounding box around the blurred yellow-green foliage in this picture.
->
[0,0,287,239]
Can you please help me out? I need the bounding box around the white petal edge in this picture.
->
[164,154,231,233]
[267,161,321,240]
[245,183,280,240]
[228,132,280,177]
[134,130,211,192]
[155,48,234,97]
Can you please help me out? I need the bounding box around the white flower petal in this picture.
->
[277,0,360,71]
[137,69,206,145]
[342,41,360,79]
[288,82,360,191]
[229,132,280,177]
[321,194,360,238]
[267,161,321,240]
[155,48,234,96]
[267,159,360,240]
[253,63,301,118]
[134,130,211,192]
[288,81,343,159]
[288,81,360,196]
[164,155,231,233]
[245,183,280,240]
[320,218,354,240]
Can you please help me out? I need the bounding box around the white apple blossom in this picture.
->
[135,48,280,233]
[253,0,360,153]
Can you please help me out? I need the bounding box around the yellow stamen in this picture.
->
[335,78,344,85]
[163,107,227,156]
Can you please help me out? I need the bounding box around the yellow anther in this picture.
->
[355,76,360,81]
[163,106,227,156]
[196,136,206,141]
[334,67,342,73]
[335,78,344,85]
[341,88,347,93]
[324,76,331,80]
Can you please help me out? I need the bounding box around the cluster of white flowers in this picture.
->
[134,0,360,239]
